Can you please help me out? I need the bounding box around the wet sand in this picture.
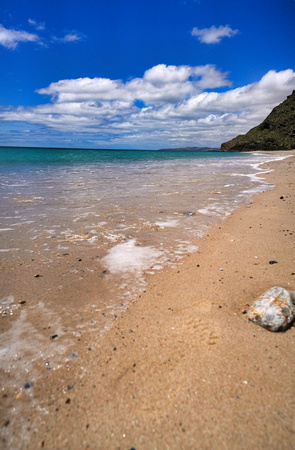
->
[1,152,295,449]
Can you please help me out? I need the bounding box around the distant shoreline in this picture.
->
[0,145,217,152]
[1,145,294,153]
[0,145,220,153]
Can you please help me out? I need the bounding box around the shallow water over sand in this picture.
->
[0,150,285,327]
[0,149,287,445]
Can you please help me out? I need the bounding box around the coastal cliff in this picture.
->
[219,90,295,151]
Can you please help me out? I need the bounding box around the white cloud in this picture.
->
[0,21,84,49]
[52,32,84,43]
[191,25,239,44]
[37,64,230,106]
[1,66,295,149]
[28,19,45,31]
[0,24,40,49]
[62,33,81,42]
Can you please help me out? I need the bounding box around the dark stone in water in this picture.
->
[50,334,58,340]
[183,211,196,216]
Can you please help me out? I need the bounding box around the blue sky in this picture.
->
[0,0,295,149]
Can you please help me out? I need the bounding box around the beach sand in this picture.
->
[1,152,295,449]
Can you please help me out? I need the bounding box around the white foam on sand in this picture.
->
[0,302,73,377]
[155,218,179,228]
[102,239,163,275]
[0,301,76,448]
[0,295,16,314]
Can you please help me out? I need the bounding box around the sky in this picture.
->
[0,0,295,150]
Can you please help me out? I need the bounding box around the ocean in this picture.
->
[0,146,286,427]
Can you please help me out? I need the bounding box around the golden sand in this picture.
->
[1,152,295,449]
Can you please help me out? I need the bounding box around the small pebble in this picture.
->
[183,211,196,216]
[50,334,58,340]
[24,381,34,389]
[269,260,278,265]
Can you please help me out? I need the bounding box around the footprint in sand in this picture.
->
[192,318,219,347]
[207,331,219,346]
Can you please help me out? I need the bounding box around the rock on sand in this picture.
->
[248,286,294,332]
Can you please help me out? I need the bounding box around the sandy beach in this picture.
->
[1,152,295,449]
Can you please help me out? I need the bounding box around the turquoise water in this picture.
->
[0,146,247,166]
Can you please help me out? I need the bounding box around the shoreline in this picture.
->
[1,151,295,449]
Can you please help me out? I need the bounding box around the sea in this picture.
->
[0,146,287,444]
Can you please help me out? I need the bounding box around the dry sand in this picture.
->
[1,152,295,449]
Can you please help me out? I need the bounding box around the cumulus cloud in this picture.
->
[1,65,295,148]
[37,64,230,106]
[191,25,239,44]
[0,24,40,49]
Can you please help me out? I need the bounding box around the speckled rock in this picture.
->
[248,287,294,332]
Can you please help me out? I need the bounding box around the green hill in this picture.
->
[219,90,295,151]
